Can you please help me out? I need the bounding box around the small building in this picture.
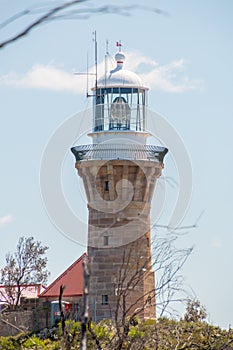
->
[0,255,84,335]
[0,284,46,308]
[39,253,85,319]
[0,284,47,336]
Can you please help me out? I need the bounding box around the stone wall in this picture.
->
[0,308,48,336]
[0,296,83,336]
[77,159,162,321]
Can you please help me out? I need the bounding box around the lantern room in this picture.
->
[91,51,149,141]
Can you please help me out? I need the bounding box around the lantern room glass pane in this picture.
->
[94,88,146,132]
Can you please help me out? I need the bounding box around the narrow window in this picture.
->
[102,295,108,305]
[103,236,109,246]
[104,180,109,191]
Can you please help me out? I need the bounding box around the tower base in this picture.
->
[88,233,156,322]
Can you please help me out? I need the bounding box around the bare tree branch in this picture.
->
[0,236,49,308]
[0,2,167,49]
[80,254,90,350]
[0,0,86,49]
[59,284,66,335]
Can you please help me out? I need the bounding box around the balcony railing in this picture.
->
[71,144,168,163]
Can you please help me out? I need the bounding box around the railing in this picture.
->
[71,144,168,162]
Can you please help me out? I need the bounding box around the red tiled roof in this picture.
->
[40,254,85,298]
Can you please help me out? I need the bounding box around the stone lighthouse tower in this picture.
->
[71,47,168,321]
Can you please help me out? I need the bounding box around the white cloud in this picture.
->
[0,51,202,94]
[211,238,222,249]
[126,51,203,93]
[0,214,13,227]
[1,65,88,94]
[125,51,159,72]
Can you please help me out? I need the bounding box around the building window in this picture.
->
[104,180,109,191]
[102,295,108,305]
[103,236,109,246]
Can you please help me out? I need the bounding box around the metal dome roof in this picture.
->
[95,52,148,90]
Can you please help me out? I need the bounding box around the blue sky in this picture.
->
[0,0,233,328]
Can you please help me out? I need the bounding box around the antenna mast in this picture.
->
[74,31,98,98]
[93,30,98,99]
[86,53,89,98]
[105,39,109,87]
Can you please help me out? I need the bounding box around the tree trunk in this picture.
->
[80,255,90,350]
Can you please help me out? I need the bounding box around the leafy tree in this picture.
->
[183,299,207,323]
[0,236,49,307]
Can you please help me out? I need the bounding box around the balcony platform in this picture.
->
[71,144,168,163]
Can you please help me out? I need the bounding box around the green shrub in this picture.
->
[0,337,15,350]
[128,327,145,340]
[143,318,156,326]
[22,336,46,349]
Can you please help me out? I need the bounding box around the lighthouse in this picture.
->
[71,46,168,321]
